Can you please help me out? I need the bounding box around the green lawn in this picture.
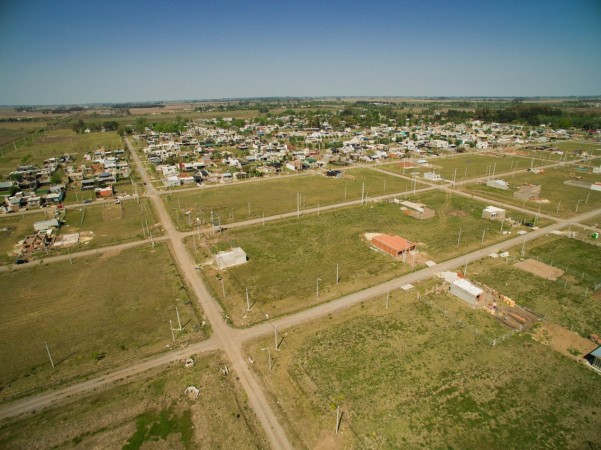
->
[0,351,268,449]
[164,168,413,231]
[0,243,207,402]
[246,288,601,449]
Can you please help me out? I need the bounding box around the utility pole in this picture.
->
[481,228,486,243]
[316,277,321,300]
[386,289,390,309]
[261,347,272,370]
[361,182,365,205]
[456,228,462,246]
[176,307,182,331]
[246,288,251,312]
[221,277,225,299]
[335,406,341,434]
[45,342,55,368]
[336,264,339,284]
[170,320,175,341]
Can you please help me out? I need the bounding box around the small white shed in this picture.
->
[216,247,247,269]
[450,279,483,306]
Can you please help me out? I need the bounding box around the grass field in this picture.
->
[469,234,601,338]
[0,212,48,264]
[0,243,207,402]
[534,140,601,153]
[0,120,48,146]
[0,128,123,175]
[0,351,268,449]
[0,199,161,264]
[463,165,601,218]
[380,153,529,182]
[164,168,413,231]
[245,287,601,449]
[59,198,161,248]
[194,192,541,326]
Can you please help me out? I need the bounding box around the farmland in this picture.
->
[164,168,412,231]
[0,243,207,401]
[0,351,268,449]
[245,287,601,449]
[194,191,544,326]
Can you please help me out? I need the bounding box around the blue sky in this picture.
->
[0,0,599,104]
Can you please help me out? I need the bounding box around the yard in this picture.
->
[194,192,541,326]
[164,168,413,231]
[0,351,268,449]
[468,233,601,338]
[0,243,207,402]
[245,287,601,449]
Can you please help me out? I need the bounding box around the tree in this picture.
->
[51,172,62,185]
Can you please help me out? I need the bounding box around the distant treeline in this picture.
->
[474,105,601,129]
[72,119,126,134]
[113,103,164,109]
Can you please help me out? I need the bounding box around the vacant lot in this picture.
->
[381,153,526,182]
[246,288,601,449]
[0,243,207,402]
[196,192,538,326]
[0,199,161,264]
[59,198,161,250]
[0,128,123,175]
[0,212,48,264]
[0,351,268,449]
[164,168,412,230]
[463,166,601,217]
[0,120,48,146]
[469,234,601,338]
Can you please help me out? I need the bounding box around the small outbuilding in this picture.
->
[450,279,483,306]
[482,206,506,221]
[33,218,60,233]
[371,234,415,258]
[585,346,601,371]
[486,179,509,190]
[216,247,247,269]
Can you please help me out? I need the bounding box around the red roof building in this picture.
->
[372,234,415,257]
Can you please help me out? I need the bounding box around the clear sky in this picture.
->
[0,0,599,105]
